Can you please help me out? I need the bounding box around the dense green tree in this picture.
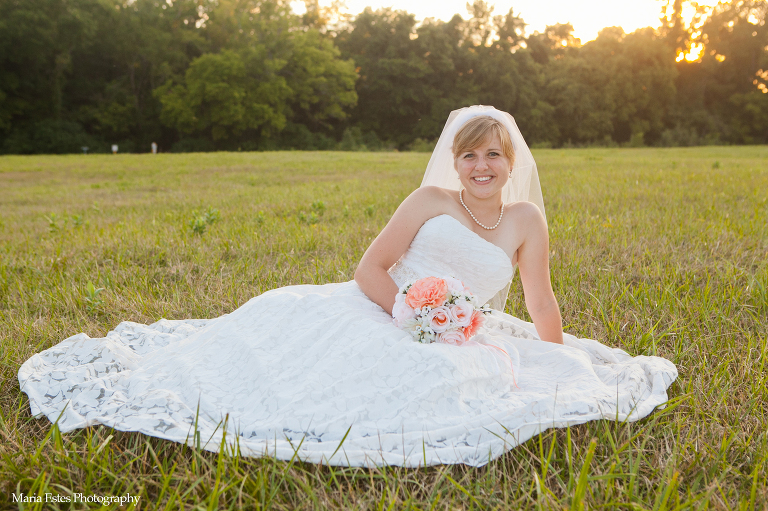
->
[283,30,358,131]
[0,0,206,153]
[0,0,766,152]
[464,6,556,145]
[155,48,290,141]
[335,2,548,147]
[410,15,477,139]
[0,0,103,152]
[660,0,767,144]
[540,26,677,145]
[203,0,294,51]
[336,8,432,146]
[173,0,357,147]
[699,0,768,142]
[86,0,205,150]
[526,23,581,65]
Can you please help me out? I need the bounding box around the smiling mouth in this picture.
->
[472,176,493,182]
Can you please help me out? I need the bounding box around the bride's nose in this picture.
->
[475,157,489,170]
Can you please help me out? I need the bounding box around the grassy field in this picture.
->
[0,147,766,509]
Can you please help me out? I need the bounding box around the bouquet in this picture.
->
[392,276,492,344]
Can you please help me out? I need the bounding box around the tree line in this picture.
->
[0,0,766,154]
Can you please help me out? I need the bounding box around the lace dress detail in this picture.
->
[18,214,677,467]
[387,260,420,290]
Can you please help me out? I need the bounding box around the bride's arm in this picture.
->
[514,202,564,344]
[355,187,445,315]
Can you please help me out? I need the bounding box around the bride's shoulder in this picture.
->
[399,186,456,212]
[387,186,457,230]
[504,201,547,232]
[505,200,543,217]
[410,186,455,201]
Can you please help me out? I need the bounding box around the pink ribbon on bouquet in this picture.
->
[482,343,518,387]
[439,338,518,387]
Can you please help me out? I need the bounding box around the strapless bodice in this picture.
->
[387,214,515,305]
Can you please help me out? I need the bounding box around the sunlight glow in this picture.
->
[290,1,306,16]
[677,42,704,62]
[305,0,722,43]
[686,43,704,62]
[756,70,768,93]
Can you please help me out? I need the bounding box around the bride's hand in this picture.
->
[514,202,564,344]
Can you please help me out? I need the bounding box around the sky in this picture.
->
[290,0,719,43]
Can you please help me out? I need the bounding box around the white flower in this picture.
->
[444,276,467,296]
[392,293,417,327]
[438,330,467,345]
[424,305,451,333]
[403,318,420,331]
[449,301,473,327]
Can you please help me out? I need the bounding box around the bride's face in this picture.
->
[454,133,511,199]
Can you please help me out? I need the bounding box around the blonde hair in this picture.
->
[452,115,515,165]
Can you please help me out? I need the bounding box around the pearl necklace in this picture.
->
[459,189,504,230]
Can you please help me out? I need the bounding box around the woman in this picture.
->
[18,106,677,468]
[356,112,562,345]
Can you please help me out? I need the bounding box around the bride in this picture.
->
[18,105,677,467]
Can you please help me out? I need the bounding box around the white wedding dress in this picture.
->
[19,214,677,467]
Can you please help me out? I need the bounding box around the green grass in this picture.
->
[1,147,766,509]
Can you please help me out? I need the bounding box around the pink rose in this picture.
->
[463,310,485,339]
[426,306,452,333]
[392,293,416,327]
[449,301,473,327]
[438,330,467,346]
[444,276,467,295]
[405,277,448,310]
